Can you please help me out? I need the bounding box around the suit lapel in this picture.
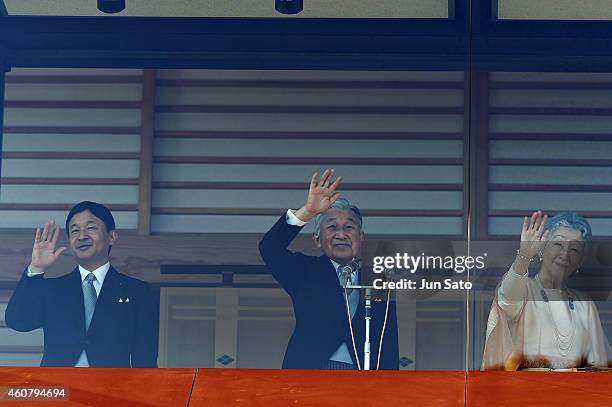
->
[319,256,345,309]
[66,268,87,334]
[87,266,122,335]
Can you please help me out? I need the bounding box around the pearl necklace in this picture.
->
[535,274,576,357]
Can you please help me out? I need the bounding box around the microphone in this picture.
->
[383,267,398,282]
[338,257,362,287]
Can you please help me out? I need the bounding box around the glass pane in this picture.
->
[0,64,470,370]
[469,69,612,370]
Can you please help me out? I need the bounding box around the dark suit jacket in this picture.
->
[5,266,159,367]
[259,215,399,370]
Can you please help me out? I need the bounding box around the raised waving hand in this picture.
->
[511,210,549,276]
[29,221,67,274]
[294,169,342,222]
[519,210,549,260]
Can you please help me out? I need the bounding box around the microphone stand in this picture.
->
[346,282,376,370]
[364,287,372,370]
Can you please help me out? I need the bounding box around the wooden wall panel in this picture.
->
[485,72,612,238]
[1,68,144,230]
[1,67,470,367]
[152,70,467,236]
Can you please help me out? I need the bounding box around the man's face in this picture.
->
[542,226,585,281]
[313,208,364,264]
[68,210,117,270]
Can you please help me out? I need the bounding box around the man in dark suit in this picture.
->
[5,201,158,367]
[259,169,399,370]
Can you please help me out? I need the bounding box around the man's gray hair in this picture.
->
[313,197,363,237]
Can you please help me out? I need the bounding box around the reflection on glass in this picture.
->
[482,211,612,370]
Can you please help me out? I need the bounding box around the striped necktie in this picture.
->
[337,265,358,318]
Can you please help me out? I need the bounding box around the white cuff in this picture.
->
[27,266,44,277]
[286,209,308,226]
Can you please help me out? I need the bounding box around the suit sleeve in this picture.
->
[259,214,312,296]
[5,268,46,332]
[130,283,159,367]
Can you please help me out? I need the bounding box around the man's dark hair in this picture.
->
[65,201,116,234]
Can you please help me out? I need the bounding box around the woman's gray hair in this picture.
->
[313,198,363,237]
[545,212,592,241]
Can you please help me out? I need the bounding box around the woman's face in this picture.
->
[541,226,585,281]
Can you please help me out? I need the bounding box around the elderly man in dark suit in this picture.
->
[259,169,399,370]
[6,201,158,367]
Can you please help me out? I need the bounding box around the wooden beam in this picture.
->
[490,210,612,218]
[489,133,612,141]
[2,152,139,159]
[152,157,463,165]
[4,100,142,109]
[155,105,464,115]
[150,208,463,217]
[5,74,144,84]
[138,69,156,235]
[151,182,463,191]
[0,203,137,211]
[154,131,464,140]
[489,184,612,192]
[156,79,465,89]
[489,107,612,116]
[1,177,139,185]
[489,81,612,90]
[2,126,141,134]
[489,158,612,167]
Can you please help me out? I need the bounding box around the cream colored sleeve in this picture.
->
[497,266,529,320]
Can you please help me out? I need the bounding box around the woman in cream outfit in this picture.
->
[482,211,612,370]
